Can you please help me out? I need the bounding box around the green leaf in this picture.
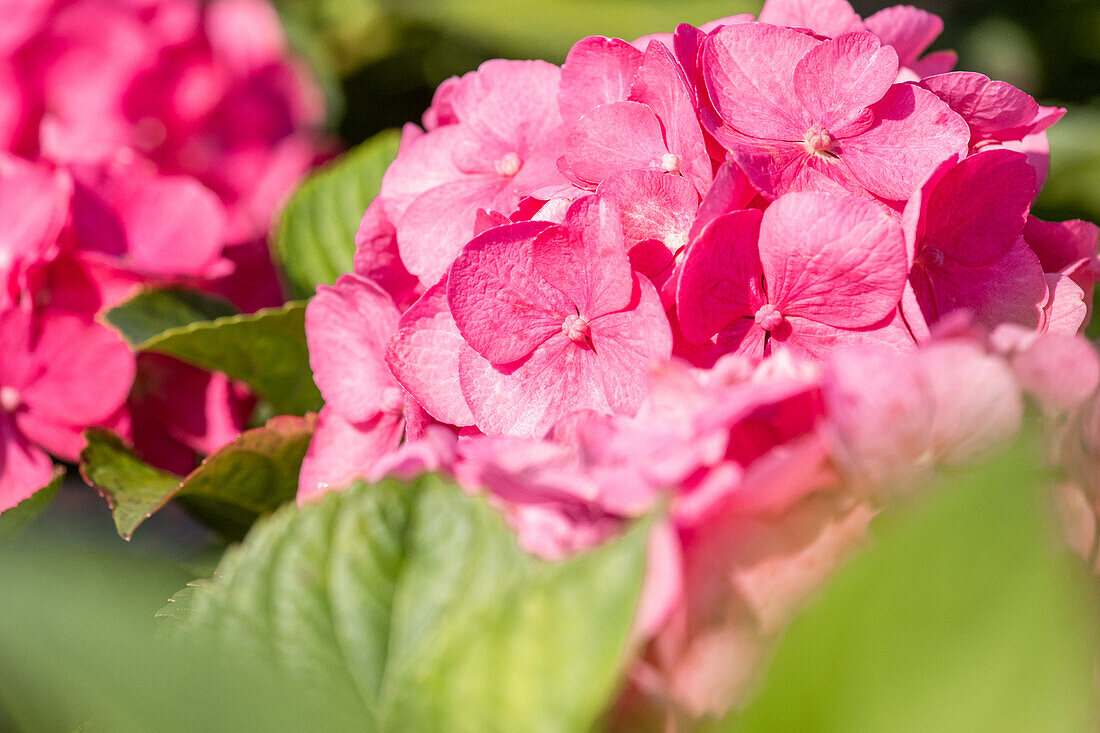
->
[104,288,238,348]
[0,468,63,542]
[173,474,650,733]
[81,415,316,541]
[717,437,1098,733]
[273,129,401,300]
[136,300,321,415]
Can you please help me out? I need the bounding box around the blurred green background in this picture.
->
[277,0,1100,227]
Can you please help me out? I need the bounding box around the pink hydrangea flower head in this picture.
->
[676,191,912,361]
[379,59,567,284]
[702,24,969,201]
[446,196,672,437]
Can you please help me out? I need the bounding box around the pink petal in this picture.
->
[794,32,899,132]
[1012,333,1100,413]
[21,310,135,429]
[352,199,419,309]
[386,276,475,427]
[0,414,55,514]
[676,209,765,343]
[588,275,673,414]
[564,101,670,185]
[924,238,1048,330]
[919,72,1039,141]
[0,156,71,298]
[630,41,712,195]
[771,309,914,361]
[379,124,465,223]
[910,149,1036,267]
[597,170,697,280]
[296,407,404,505]
[688,162,759,242]
[306,274,400,422]
[1042,273,1087,336]
[1024,216,1100,278]
[703,23,818,141]
[559,36,643,123]
[533,196,635,317]
[458,336,610,438]
[396,174,511,285]
[919,340,1023,465]
[757,0,865,37]
[864,5,944,67]
[448,220,569,364]
[760,192,907,327]
[837,83,970,201]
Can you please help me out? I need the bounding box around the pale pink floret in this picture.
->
[677,191,912,361]
[702,25,969,201]
[0,303,135,513]
[447,196,672,437]
[379,60,567,284]
[903,149,1048,330]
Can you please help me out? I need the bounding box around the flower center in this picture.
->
[562,314,591,345]
[754,303,785,332]
[496,152,522,177]
[922,247,945,269]
[804,123,836,158]
[661,153,682,175]
[0,385,20,413]
[380,387,405,415]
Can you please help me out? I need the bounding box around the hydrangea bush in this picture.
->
[2,0,1100,730]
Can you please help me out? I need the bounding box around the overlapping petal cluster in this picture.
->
[0,0,325,511]
[296,0,1098,723]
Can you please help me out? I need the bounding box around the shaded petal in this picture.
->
[771,310,914,361]
[920,72,1038,141]
[927,238,1047,330]
[0,414,55,514]
[676,209,764,343]
[386,277,475,426]
[597,170,697,280]
[564,101,669,185]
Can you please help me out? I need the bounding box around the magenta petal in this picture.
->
[760,192,907,328]
[533,196,635,317]
[757,0,864,37]
[927,239,1048,330]
[703,23,817,141]
[22,310,135,428]
[449,220,569,364]
[914,149,1036,267]
[689,162,758,241]
[0,414,55,514]
[306,274,400,422]
[630,41,712,195]
[386,277,475,427]
[565,101,670,185]
[297,407,404,505]
[352,200,418,308]
[397,175,512,285]
[920,72,1039,141]
[458,337,610,438]
[794,32,898,131]
[837,83,969,201]
[864,5,944,67]
[676,209,765,344]
[588,275,673,414]
[559,36,644,123]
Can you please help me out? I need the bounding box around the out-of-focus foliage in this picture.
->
[715,435,1098,732]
